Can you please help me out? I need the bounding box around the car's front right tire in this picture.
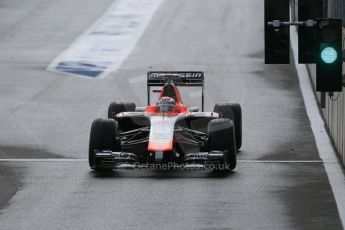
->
[214,103,242,150]
[89,118,119,171]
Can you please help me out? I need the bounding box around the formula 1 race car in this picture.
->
[89,71,242,171]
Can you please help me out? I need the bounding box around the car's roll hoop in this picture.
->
[147,71,204,111]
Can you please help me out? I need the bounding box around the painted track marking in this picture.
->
[0,159,323,163]
[47,0,162,78]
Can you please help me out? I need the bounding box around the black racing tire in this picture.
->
[207,118,236,171]
[108,102,136,119]
[89,118,120,171]
[214,103,242,149]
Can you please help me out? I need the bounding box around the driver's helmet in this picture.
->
[157,96,176,113]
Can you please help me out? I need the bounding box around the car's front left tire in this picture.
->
[89,118,120,171]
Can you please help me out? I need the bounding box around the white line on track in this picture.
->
[47,0,163,79]
[238,160,323,163]
[0,159,323,163]
[291,26,345,228]
[0,159,88,162]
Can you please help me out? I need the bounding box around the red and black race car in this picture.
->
[89,71,242,171]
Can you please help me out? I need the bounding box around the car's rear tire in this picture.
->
[214,103,242,149]
[207,118,236,171]
[108,102,136,119]
[89,118,120,171]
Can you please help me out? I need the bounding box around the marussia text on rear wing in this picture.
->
[147,71,204,86]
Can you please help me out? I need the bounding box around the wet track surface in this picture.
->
[0,162,341,230]
[0,0,343,229]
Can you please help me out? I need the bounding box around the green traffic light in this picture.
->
[321,47,338,64]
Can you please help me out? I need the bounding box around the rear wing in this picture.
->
[147,71,205,111]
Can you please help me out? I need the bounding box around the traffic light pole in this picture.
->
[290,0,296,22]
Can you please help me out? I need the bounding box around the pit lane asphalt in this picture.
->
[0,0,342,229]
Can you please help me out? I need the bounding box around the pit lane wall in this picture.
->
[306,28,345,167]
[305,0,345,167]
